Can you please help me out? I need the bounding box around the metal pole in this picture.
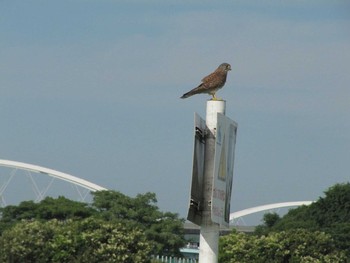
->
[199,100,226,263]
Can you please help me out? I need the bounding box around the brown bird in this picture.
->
[180,63,231,100]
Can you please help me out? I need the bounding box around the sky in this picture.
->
[1,1,349,224]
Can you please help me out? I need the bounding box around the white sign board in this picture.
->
[187,113,206,225]
[211,113,238,227]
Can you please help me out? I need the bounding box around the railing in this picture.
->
[153,255,197,263]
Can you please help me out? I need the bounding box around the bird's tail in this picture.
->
[180,92,192,99]
[180,85,203,99]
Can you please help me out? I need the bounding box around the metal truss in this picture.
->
[229,201,314,226]
[0,159,107,207]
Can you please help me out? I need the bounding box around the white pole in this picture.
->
[199,100,226,263]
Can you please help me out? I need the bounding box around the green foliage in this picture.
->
[0,220,55,262]
[92,191,186,256]
[36,196,96,220]
[0,196,95,225]
[92,191,159,224]
[0,200,37,222]
[228,183,350,261]
[324,222,350,255]
[0,218,152,263]
[0,190,186,260]
[273,183,350,230]
[0,200,38,233]
[0,197,94,235]
[254,212,281,235]
[270,205,317,231]
[219,229,258,262]
[262,212,280,228]
[220,229,347,263]
[309,183,350,227]
[255,183,350,257]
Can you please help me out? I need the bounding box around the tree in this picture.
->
[0,190,186,258]
[325,222,350,256]
[219,229,259,263]
[257,183,350,256]
[219,229,347,263]
[0,200,38,234]
[0,220,56,262]
[268,204,317,232]
[0,196,94,224]
[92,190,186,256]
[36,196,96,220]
[0,218,152,263]
[0,197,96,236]
[263,212,280,228]
[255,212,281,235]
[272,183,350,231]
[0,200,38,222]
[308,183,350,227]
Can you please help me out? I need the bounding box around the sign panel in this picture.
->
[187,113,206,225]
[211,113,238,227]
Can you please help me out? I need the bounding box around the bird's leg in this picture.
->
[211,93,223,101]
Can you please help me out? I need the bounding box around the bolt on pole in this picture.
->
[199,100,226,263]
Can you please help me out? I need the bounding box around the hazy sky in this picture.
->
[1,1,349,224]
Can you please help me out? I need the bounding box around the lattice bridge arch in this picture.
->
[230,201,313,225]
[0,159,107,207]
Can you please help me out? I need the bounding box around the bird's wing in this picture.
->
[201,71,217,84]
[187,83,208,94]
[201,70,225,89]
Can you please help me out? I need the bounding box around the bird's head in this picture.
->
[218,63,231,72]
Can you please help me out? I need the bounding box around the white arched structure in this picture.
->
[0,159,107,191]
[230,201,313,223]
[0,159,107,206]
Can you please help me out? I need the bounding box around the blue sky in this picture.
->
[1,1,349,223]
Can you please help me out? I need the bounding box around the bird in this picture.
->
[180,63,231,100]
